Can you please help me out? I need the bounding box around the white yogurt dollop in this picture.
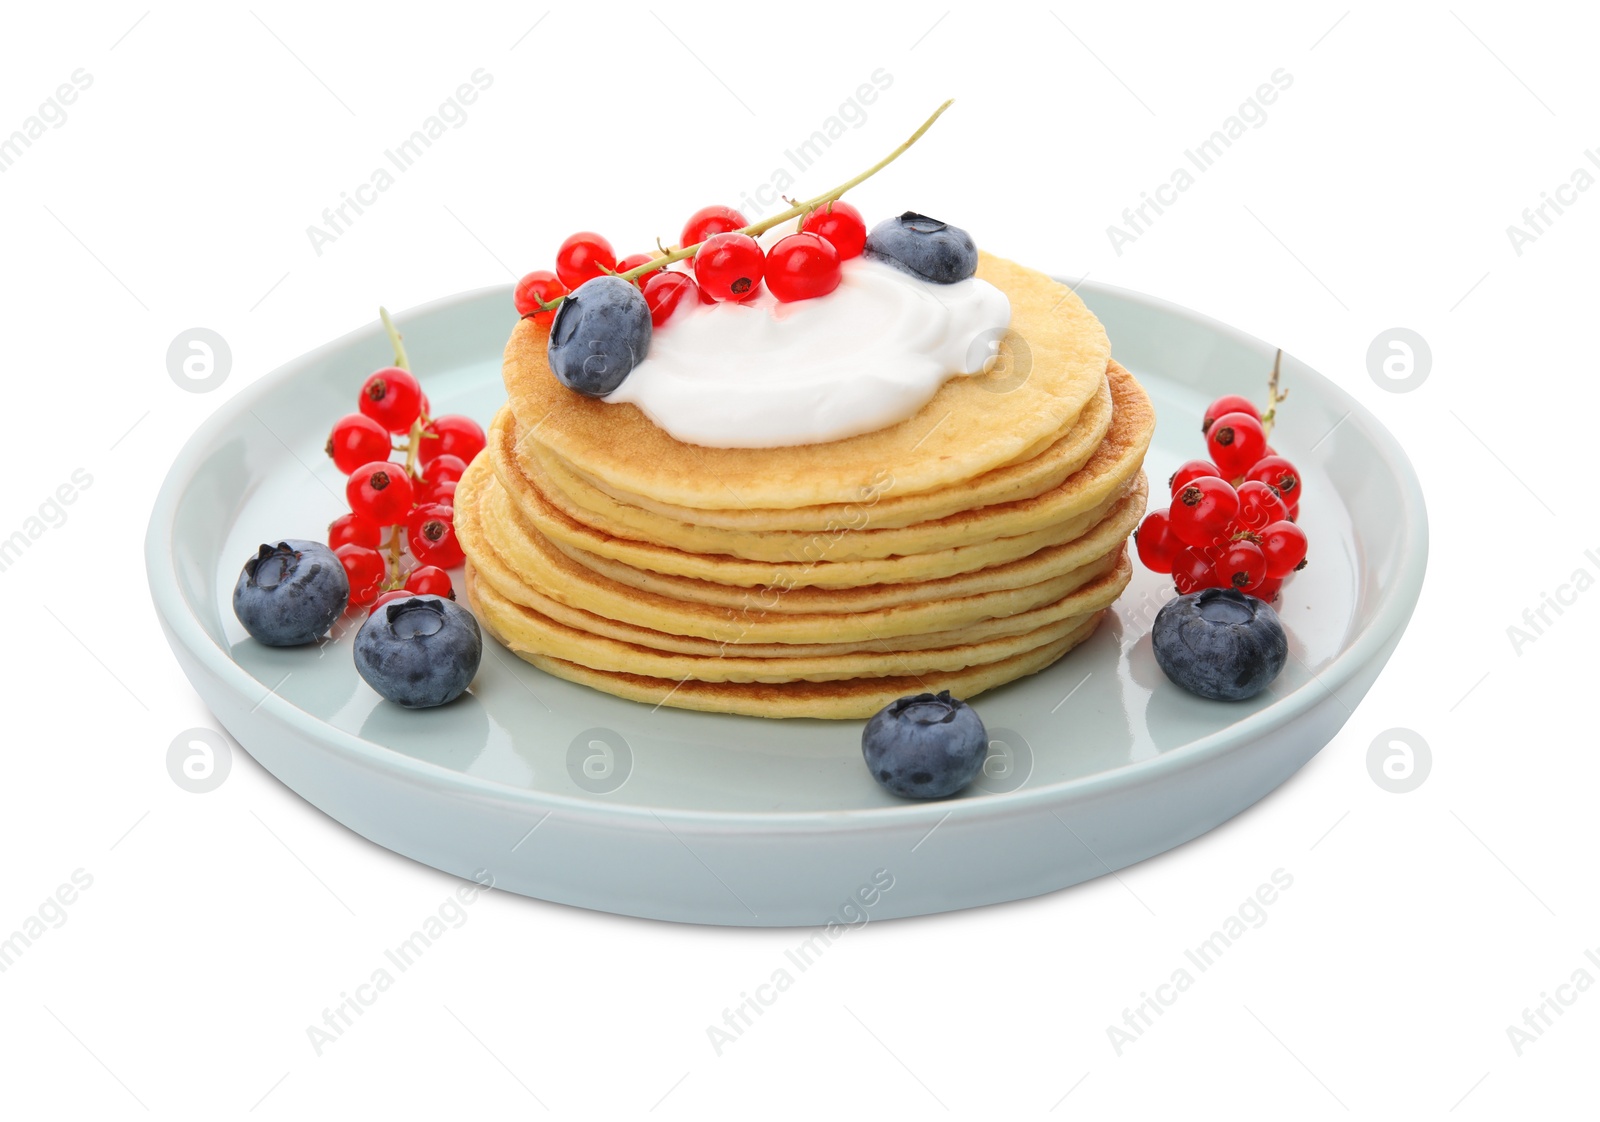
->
[603,256,1012,448]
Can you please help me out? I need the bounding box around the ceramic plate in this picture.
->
[146,280,1427,926]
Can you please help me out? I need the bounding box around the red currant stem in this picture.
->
[378,306,410,371]
[1259,348,1289,438]
[533,99,956,313]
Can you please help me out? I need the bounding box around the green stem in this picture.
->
[1260,349,1288,439]
[377,305,422,590]
[534,99,956,314]
[379,306,410,370]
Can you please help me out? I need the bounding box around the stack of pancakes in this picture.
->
[458,253,1154,718]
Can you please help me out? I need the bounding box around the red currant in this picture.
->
[358,367,424,434]
[1234,480,1289,532]
[346,461,415,524]
[407,502,464,568]
[642,271,706,326]
[422,453,468,491]
[614,251,659,284]
[1169,477,1240,548]
[1168,458,1222,497]
[1205,411,1269,477]
[800,200,867,259]
[325,413,392,475]
[554,232,616,290]
[764,232,842,302]
[423,479,457,507]
[680,205,748,248]
[1259,520,1308,578]
[1250,576,1284,604]
[694,233,764,302]
[335,544,386,605]
[370,589,411,613]
[1202,394,1261,434]
[1216,539,1268,592]
[514,270,567,324]
[404,564,455,599]
[1172,546,1224,594]
[328,512,381,551]
[1245,455,1303,503]
[417,414,486,468]
[1134,509,1181,574]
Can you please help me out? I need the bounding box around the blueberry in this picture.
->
[354,594,482,708]
[863,212,978,284]
[546,275,652,397]
[231,539,349,647]
[1152,588,1287,701]
[861,689,989,799]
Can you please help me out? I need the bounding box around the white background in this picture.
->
[2,1,1595,1117]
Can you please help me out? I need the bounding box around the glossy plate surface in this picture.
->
[147,280,1427,925]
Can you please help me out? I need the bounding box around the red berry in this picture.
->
[422,453,468,491]
[554,232,616,290]
[326,413,392,475]
[1206,411,1269,477]
[358,367,424,434]
[370,589,411,613]
[514,270,567,324]
[642,271,705,326]
[1168,458,1222,497]
[1234,480,1289,532]
[335,544,386,605]
[1217,539,1268,592]
[764,232,842,302]
[423,479,458,507]
[328,512,381,551]
[1202,394,1261,434]
[407,502,464,568]
[1260,520,1308,578]
[1245,455,1303,503]
[800,200,867,259]
[680,205,748,248]
[1172,546,1224,594]
[404,564,455,598]
[1134,509,1181,574]
[417,414,486,468]
[1250,576,1284,604]
[1168,477,1240,548]
[346,461,415,524]
[614,253,661,287]
[694,232,764,302]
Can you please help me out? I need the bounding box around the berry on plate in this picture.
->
[1245,455,1303,503]
[861,690,989,799]
[1205,411,1268,477]
[358,367,424,434]
[1202,394,1261,434]
[407,502,464,569]
[1152,587,1287,701]
[514,270,567,324]
[1169,476,1239,548]
[863,212,978,283]
[326,413,392,475]
[417,414,486,468]
[346,461,415,524]
[680,205,748,249]
[354,595,482,708]
[642,271,706,326]
[764,232,842,302]
[693,232,765,302]
[554,232,616,291]
[404,564,454,599]
[232,540,350,646]
[334,543,386,605]
[547,275,653,397]
[328,512,381,551]
[1168,458,1222,497]
[800,200,867,259]
[1133,508,1181,574]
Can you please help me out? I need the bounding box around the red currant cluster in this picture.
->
[323,323,485,611]
[1134,386,1308,603]
[512,201,870,328]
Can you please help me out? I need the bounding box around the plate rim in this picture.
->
[146,277,1428,830]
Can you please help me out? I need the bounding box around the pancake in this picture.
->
[529,371,1116,533]
[468,562,1125,683]
[456,452,1144,645]
[491,361,1154,586]
[468,565,1108,720]
[500,252,1111,510]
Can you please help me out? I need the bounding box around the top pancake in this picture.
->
[502,252,1111,510]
